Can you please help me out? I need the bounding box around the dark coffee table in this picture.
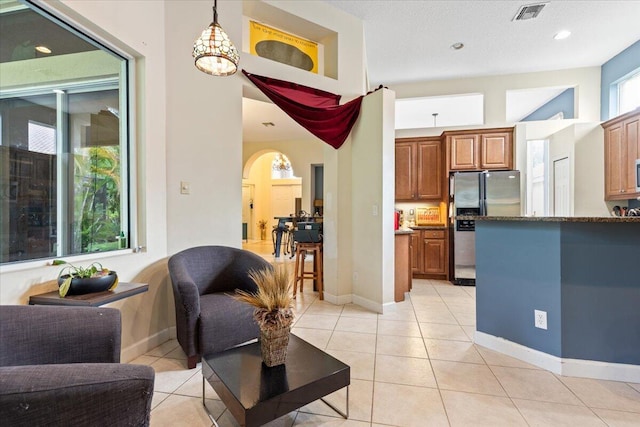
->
[201,334,350,426]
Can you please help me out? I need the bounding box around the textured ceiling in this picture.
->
[324,0,640,87]
[245,1,640,139]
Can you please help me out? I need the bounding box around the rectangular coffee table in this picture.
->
[201,334,350,426]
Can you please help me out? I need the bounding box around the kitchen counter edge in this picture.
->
[395,229,416,235]
[455,215,640,223]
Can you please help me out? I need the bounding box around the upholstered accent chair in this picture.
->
[0,305,155,427]
[168,245,272,369]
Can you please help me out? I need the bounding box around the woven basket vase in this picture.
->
[260,326,291,367]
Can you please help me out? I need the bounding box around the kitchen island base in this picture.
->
[473,217,640,382]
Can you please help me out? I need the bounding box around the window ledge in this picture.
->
[0,249,135,274]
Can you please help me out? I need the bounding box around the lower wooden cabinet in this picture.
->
[394,233,413,302]
[411,228,448,279]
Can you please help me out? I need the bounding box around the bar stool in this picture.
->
[293,242,323,300]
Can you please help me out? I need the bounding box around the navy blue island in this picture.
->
[467,216,640,382]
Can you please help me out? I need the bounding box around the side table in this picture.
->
[202,333,349,426]
[28,282,148,306]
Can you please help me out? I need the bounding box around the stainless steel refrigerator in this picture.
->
[451,170,521,285]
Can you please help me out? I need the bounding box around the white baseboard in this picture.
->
[351,294,384,314]
[322,292,353,306]
[121,326,175,363]
[475,331,640,382]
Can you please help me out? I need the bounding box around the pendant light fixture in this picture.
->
[192,0,239,76]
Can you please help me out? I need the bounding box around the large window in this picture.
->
[618,70,640,115]
[0,2,130,264]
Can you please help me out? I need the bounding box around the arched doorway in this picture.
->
[242,151,301,248]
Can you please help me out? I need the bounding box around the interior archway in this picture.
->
[242,150,301,248]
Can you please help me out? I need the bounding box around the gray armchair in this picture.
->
[168,245,272,368]
[0,305,155,427]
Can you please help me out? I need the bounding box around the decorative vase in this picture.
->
[57,272,118,295]
[259,325,291,367]
[260,228,266,240]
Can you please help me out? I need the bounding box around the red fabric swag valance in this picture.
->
[242,70,364,149]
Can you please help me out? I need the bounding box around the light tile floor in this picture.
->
[135,240,640,426]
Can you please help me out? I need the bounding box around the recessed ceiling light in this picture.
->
[35,45,52,54]
[450,42,464,50]
[553,30,571,40]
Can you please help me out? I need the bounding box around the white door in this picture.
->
[553,157,570,216]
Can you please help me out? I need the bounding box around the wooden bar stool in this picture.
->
[293,242,323,300]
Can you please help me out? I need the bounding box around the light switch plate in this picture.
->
[180,181,190,195]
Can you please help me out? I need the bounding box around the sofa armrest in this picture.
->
[0,306,121,366]
[0,364,154,427]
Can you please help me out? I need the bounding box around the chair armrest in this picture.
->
[0,306,121,366]
[0,364,154,427]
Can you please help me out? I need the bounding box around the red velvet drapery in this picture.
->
[242,70,364,149]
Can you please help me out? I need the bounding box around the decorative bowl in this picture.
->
[57,272,118,295]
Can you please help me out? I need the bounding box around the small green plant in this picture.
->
[54,260,116,297]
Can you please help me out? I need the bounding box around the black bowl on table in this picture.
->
[57,272,118,295]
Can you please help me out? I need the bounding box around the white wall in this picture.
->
[350,89,396,312]
[0,0,368,362]
[573,124,613,216]
[394,67,601,138]
[0,0,171,361]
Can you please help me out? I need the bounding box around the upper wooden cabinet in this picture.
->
[602,109,640,200]
[395,137,443,201]
[481,132,512,169]
[395,142,415,200]
[444,128,514,171]
[448,134,479,170]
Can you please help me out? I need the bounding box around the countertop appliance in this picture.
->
[451,170,521,285]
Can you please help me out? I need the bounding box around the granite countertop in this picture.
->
[455,215,640,223]
[395,229,416,235]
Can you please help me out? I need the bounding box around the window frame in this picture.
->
[0,1,138,270]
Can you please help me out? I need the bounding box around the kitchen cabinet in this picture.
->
[481,132,512,169]
[422,229,448,277]
[444,128,514,171]
[410,228,448,279]
[602,109,640,200]
[395,142,415,200]
[410,232,422,274]
[448,134,479,170]
[395,137,442,201]
[394,232,413,302]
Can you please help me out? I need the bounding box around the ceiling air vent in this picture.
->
[513,2,548,21]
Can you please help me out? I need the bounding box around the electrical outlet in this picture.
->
[534,310,547,330]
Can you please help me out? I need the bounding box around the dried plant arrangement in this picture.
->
[235,264,294,331]
[235,264,294,366]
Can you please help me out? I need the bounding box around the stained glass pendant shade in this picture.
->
[192,0,239,76]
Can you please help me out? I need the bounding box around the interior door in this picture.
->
[553,157,570,216]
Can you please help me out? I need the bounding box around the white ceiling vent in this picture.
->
[513,2,548,21]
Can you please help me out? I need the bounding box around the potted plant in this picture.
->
[258,219,268,240]
[234,264,294,367]
[53,260,118,297]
